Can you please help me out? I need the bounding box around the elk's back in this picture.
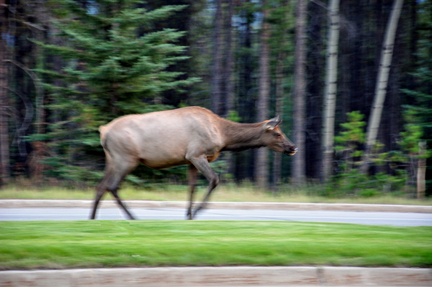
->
[99,107,224,169]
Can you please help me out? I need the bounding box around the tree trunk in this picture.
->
[223,0,234,117]
[362,0,404,173]
[339,0,352,131]
[223,0,235,178]
[273,0,290,191]
[292,0,307,184]
[273,52,285,192]
[417,142,426,199]
[255,1,270,189]
[235,3,254,182]
[34,0,47,135]
[0,0,10,185]
[321,0,340,181]
[306,1,324,180]
[211,0,223,115]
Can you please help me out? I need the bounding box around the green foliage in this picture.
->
[268,0,295,59]
[227,110,241,122]
[334,111,365,152]
[400,1,432,194]
[399,109,426,156]
[31,0,199,184]
[334,111,365,173]
[331,112,407,196]
[395,108,431,194]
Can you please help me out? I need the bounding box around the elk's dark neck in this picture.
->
[221,121,266,152]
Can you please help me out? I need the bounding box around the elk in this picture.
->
[91,106,297,220]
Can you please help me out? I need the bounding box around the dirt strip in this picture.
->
[0,266,431,287]
[0,199,431,213]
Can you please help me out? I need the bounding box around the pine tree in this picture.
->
[402,63,432,196]
[400,0,432,195]
[292,0,307,184]
[268,0,294,190]
[255,0,271,189]
[33,0,198,183]
[0,0,10,184]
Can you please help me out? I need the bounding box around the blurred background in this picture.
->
[0,0,431,198]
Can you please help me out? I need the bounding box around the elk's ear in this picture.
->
[264,116,282,131]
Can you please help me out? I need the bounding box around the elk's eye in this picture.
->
[274,133,281,138]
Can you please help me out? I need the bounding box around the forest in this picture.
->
[0,0,431,197]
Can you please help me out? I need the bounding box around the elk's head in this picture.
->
[262,116,297,156]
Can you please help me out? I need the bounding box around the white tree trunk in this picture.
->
[363,0,404,172]
[321,0,340,181]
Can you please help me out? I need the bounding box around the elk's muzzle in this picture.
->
[285,146,298,156]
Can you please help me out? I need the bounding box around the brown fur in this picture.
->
[90,106,296,220]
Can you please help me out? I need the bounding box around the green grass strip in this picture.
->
[1,221,431,270]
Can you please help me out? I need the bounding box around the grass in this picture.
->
[0,220,431,270]
[1,182,432,205]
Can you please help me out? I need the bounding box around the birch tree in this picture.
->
[362,0,404,173]
[321,0,340,181]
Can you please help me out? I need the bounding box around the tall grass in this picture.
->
[1,180,431,205]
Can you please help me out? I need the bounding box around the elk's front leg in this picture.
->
[187,165,198,220]
[187,155,219,219]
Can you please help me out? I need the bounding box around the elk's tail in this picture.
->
[96,125,112,192]
[99,125,109,151]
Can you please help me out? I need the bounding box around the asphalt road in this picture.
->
[1,207,432,226]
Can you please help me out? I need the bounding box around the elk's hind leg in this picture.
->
[110,189,135,220]
[91,159,116,219]
[106,158,138,220]
[91,156,138,220]
[90,175,109,219]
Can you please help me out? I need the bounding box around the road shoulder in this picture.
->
[1,199,432,213]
